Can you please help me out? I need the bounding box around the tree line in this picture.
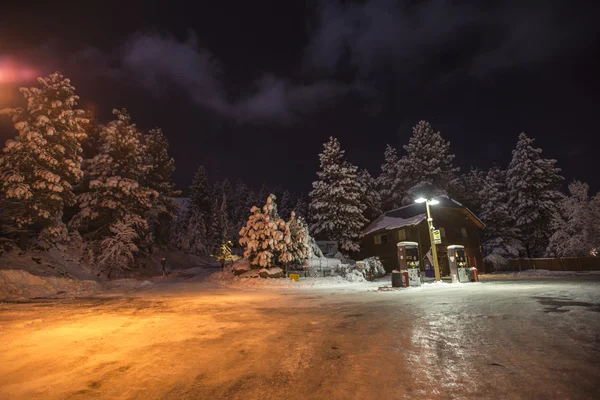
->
[308,122,599,268]
[1,72,596,275]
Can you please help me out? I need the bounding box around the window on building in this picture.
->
[459,228,468,238]
[374,233,388,245]
[398,229,406,241]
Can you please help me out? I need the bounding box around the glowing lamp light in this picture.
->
[414,197,439,205]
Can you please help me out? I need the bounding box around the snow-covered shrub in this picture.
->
[330,263,366,282]
[358,257,386,279]
[96,217,139,278]
[331,263,354,278]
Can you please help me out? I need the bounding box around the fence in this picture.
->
[485,257,600,273]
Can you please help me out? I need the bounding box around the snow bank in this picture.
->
[0,269,100,301]
[207,270,391,290]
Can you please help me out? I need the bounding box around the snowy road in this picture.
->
[1,275,599,399]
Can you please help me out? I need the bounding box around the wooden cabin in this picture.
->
[359,198,485,275]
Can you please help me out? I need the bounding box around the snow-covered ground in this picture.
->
[0,271,599,399]
[482,269,600,279]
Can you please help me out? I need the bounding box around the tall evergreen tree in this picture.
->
[294,195,309,220]
[231,179,251,241]
[507,133,563,257]
[547,181,600,257]
[279,190,294,220]
[453,167,486,215]
[208,184,229,254]
[403,120,459,201]
[377,144,407,211]
[358,168,382,222]
[70,109,157,240]
[479,167,522,268]
[309,137,367,252]
[188,165,211,222]
[143,128,180,246]
[0,72,87,243]
[173,165,211,254]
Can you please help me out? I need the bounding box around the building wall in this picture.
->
[360,207,484,274]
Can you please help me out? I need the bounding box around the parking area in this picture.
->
[0,276,599,399]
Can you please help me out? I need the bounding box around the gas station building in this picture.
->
[359,198,485,277]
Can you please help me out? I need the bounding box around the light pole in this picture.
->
[415,197,441,281]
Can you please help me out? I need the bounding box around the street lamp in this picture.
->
[415,197,441,281]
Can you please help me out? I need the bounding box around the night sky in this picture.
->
[1,0,599,194]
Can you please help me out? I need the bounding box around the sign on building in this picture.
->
[433,229,442,244]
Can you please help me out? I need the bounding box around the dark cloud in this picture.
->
[71,32,349,124]
[304,0,599,80]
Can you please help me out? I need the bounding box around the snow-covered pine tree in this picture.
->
[188,165,212,222]
[452,167,485,215]
[172,165,211,254]
[279,190,294,220]
[143,128,180,246]
[219,179,239,240]
[231,179,251,241]
[294,195,309,220]
[358,168,382,222]
[377,144,407,211]
[177,207,208,255]
[239,194,286,269]
[309,137,367,252]
[479,167,522,269]
[507,133,563,257]
[284,211,311,265]
[207,185,229,254]
[547,181,600,257]
[403,121,459,201]
[0,72,87,243]
[70,109,157,240]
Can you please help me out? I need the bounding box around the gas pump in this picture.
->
[447,245,469,283]
[397,241,421,287]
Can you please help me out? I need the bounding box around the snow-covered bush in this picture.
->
[96,217,139,278]
[358,257,386,279]
[330,263,366,282]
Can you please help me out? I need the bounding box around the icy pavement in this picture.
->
[0,275,599,399]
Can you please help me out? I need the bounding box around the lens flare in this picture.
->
[0,57,39,84]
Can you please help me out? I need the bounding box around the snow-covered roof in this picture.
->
[361,214,426,236]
